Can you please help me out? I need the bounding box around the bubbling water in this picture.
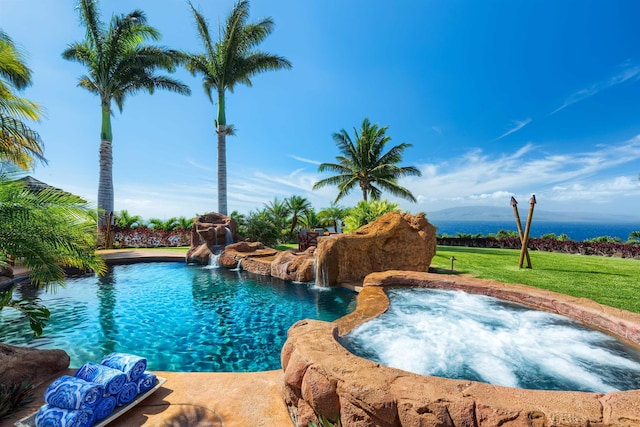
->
[340,288,640,392]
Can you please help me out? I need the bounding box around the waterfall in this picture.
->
[225,227,233,245]
[314,254,329,287]
[231,258,242,272]
[207,252,221,269]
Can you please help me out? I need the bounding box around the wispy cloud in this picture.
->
[550,64,640,115]
[405,135,640,212]
[289,154,322,165]
[495,118,532,141]
[431,126,443,135]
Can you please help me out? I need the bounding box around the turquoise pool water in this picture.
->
[0,262,357,372]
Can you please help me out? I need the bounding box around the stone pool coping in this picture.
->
[282,270,640,426]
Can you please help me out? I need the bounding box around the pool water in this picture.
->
[0,262,357,372]
[340,287,640,393]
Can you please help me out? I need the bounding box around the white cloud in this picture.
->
[289,154,322,165]
[403,135,640,214]
[495,118,532,141]
[551,64,640,115]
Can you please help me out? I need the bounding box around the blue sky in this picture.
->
[3,0,640,221]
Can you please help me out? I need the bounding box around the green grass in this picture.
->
[434,246,640,314]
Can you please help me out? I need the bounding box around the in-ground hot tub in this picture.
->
[281,271,640,427]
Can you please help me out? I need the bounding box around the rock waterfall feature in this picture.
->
[314,211,437,287]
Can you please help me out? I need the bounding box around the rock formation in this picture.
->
[218,241,278,275]
[270,247,316,283]
[314,211,436,286]
[0,343,70,387]
[282,271,640,426]
[186,212,238,264]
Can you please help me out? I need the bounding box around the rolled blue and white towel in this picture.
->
[75,362,127,396]
[116,382,138,407]
[34,404,93,427]
[43,375,104,410]
[101,352,147,382]
[92,395,117,422]
[135,371,157,395]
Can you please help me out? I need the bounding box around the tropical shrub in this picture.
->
[0,380,33,420]
[342,200,400,232]
[243,209,281,247]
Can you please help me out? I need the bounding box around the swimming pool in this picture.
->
[0,262,357,372]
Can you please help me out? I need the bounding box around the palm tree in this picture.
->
[175,216,194,230]
[0,176,106,335]
[114,209,142,229]
[147,217,178,231]
[318,202,348,232]
[0,29,46,169]
[299,208,322,230]
[62,0,190,227]
[264,197,291,243]
[313,118,422,203]
[285,195,312,237]
[185,1,292,215]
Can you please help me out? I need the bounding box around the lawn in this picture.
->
[433,246,640,314]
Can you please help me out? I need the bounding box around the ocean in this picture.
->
[432,220,640,242]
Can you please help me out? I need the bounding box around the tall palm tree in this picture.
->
[313,118,422,203]
[0,29,46,169]
[186,1,292,215]
[285,195,312,237]
[62,0,190,227]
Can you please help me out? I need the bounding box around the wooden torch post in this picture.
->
[510,197,531,268]
[518,195,536,269]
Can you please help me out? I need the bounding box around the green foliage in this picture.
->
[318,203,348,232]
[434,246,640,313]
[585,235,623,244]
[114,209,143,229]
[244,209,281,247]
[264,197,292,243]
[147,217,179,231]
[285,195,312,237]
[0,287,50,336]
[495,229,518,239]
[313,117,421,203]
[0,176,105,333]
[299,208,322,230]
[627,231,640,244]
[539,233,571,241]
[0,380,34,420]
[343,200,400,232]
[230,210,247,237]
[175,216,194,230]
[0,30,46,170]
[308,416,342,427]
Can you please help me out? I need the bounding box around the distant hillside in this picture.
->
[426,206,637,223]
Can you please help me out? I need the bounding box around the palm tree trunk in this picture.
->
[98,106,114,228]
[362,189,368,201]
[217,90,227,215]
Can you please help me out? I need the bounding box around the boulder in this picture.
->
[271,248,316,282]
[314,211,436,286]
[0,343,70,387]
[218,241,280,276]
[186,212,238,264]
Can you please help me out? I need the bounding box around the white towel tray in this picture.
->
[15,376,166,427]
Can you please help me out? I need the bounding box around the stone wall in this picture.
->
[281,271,640,426]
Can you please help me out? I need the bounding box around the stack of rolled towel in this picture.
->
[34,353,157,427]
